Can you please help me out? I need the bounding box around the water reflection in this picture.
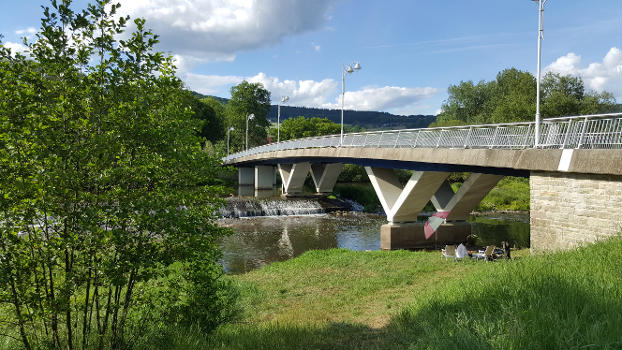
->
[218,213,529,274]
[218,214,384,273]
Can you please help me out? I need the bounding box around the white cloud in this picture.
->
[322,86,439,112]
[15,27,36,37]
[545,47,622,98]
[247,72,338,107]
[179,71,439,114]
[2,41,28,55]
[116,0,334,62]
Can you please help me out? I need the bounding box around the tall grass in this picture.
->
[204,237,621,349]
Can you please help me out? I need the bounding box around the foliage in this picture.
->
[273,116,341,141]
[0,1,233,349]
[225,81,271,151]
[477,176,530,211]
[180,91,226,144]
[332,184,380,212]
[436,68,617,126]
[269,105,437,129]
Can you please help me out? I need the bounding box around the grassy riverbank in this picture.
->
[154,237,620,349]
[5,237,618,349]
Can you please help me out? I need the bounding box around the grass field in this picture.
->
[161,237,620,349]
[3,238,619,350]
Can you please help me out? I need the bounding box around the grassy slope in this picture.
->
[200,237,621,350]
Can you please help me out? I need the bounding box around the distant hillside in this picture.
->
[268,105,436,130]
[191,91,436,129]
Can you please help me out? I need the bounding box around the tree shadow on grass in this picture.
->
[206,274,621,350]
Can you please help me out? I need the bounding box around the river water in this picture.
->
[218,212,529,274]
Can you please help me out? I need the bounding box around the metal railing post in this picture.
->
[490,126,499,149]
[394,131,401,148]
[523,124,532,149]
[377,132,384,147]
[577,116,590,149]
[435,130,443,148]
[561,119,572,149]
[463,127,473,149]
[412,130,420,148]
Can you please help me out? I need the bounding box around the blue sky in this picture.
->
[1,0,620,116]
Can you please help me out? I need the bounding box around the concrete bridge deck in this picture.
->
[224,147,621,176]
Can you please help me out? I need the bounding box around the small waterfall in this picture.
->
[219,198,326,218]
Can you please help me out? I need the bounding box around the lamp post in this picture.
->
[533,0,547,147]
[245,113,255,151]
[277,96,289,143]
[340,62,361,146]
[226,126,234,155]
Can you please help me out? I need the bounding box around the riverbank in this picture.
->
[149,236,621,349]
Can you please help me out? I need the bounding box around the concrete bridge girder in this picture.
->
[310,163,344,194]
[365,167,450,223]
[431,173,504,221]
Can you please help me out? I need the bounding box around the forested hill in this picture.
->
[268,105,436,129]
[191,92,436,129]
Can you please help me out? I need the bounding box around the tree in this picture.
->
[274,116,341,141]
[435,68,616,126]
[180,91,226,144]
[225,81,271,151]
[0,1,233,349]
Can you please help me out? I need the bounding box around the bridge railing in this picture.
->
[223,113,622,162]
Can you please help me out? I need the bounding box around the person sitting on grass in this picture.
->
[456,241,472,259]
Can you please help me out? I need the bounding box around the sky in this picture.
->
[1,0,621,116]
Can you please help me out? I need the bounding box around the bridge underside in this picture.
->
[229,147,622,252]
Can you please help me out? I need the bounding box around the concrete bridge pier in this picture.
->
[255,165,276,198]
[238,167,255,197]
[278,162,311,196]
[310,163,343,195]
[365,167,470,249]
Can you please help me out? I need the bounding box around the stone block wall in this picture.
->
[530,171,622,251]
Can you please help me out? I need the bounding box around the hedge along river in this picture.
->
[218,212,530,274]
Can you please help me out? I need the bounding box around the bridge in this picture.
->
[223,113,622,252]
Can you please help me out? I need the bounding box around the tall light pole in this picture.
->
[245,113,255,151]
[340,61,361,146]
[533,0,547,147]
[277,95,289,143]
[226,126,234,155]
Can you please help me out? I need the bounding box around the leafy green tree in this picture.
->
[180,91,226,144]
[225,81,271,151]
[435,68,615,126]
[0,1,233,349]
[275,116,341,141]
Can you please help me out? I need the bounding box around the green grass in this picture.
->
[4,238,619,349]
[477,177,530,211]
[205,237,619,349]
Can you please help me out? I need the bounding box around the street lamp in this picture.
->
[277,96,289,143]
[341,61,361,146]
[245,113,255,151]
[532,0,548,147]
[226,126,234,155]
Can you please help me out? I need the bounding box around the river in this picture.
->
[218,212,529,274]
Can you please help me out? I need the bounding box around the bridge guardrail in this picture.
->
[223,113,622,162]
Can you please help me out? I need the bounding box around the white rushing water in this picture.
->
[218,198,326,218]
